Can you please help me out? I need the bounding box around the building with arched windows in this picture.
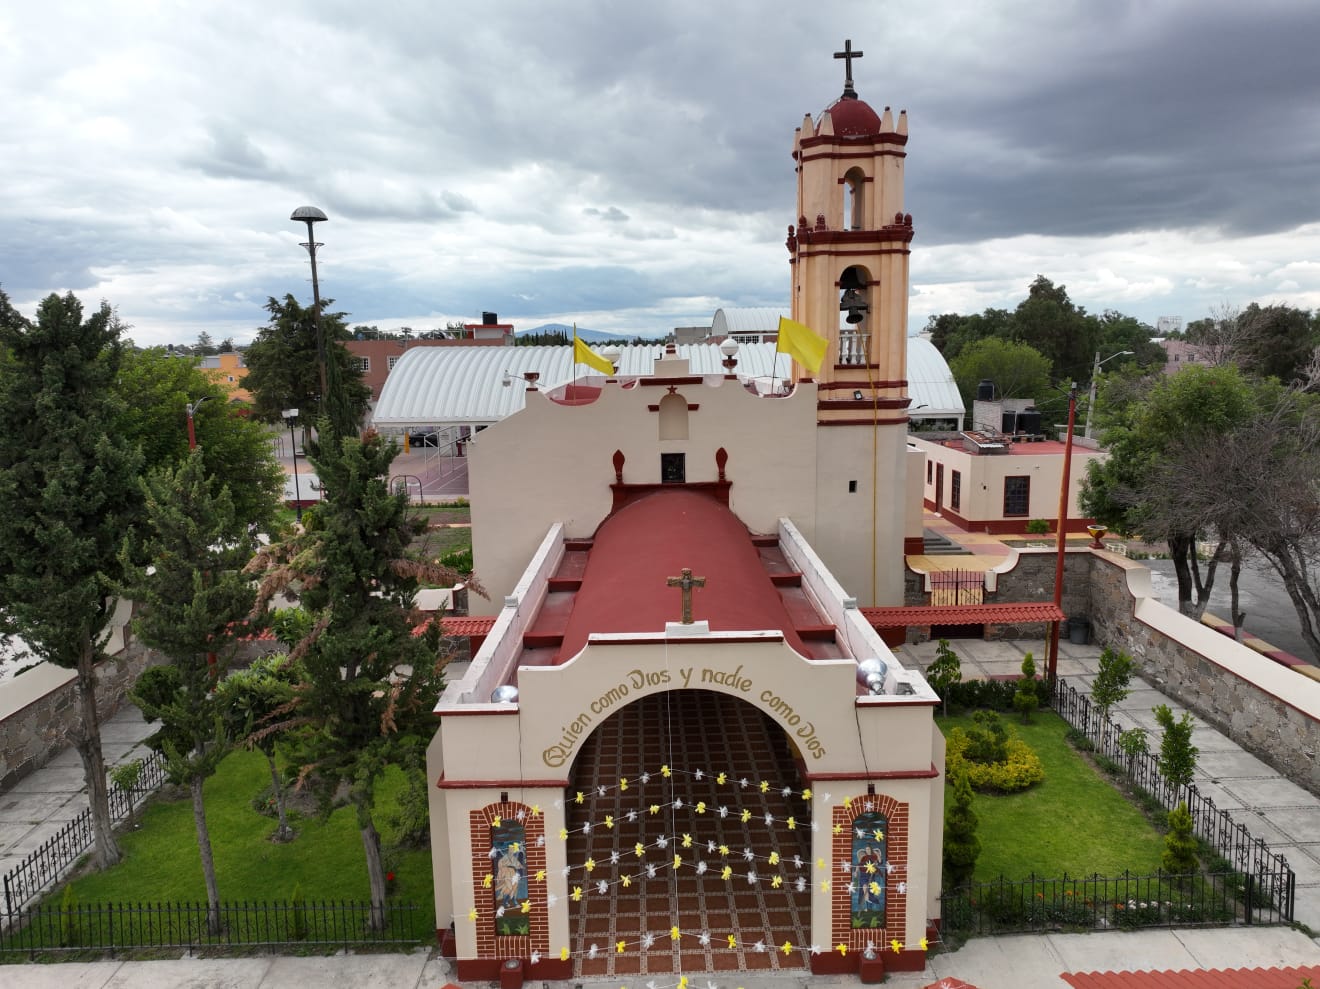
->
[426,43,947,983]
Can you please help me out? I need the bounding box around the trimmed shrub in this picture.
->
[943,770,981,887]
[946,727,1046,793]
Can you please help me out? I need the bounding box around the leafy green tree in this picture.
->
[1161,802,1199,876]
[926,639,962,717]
[1082,364,1256,614]
[121,448,259,930]
[215,653,300,842]
[1234,303,1318,384]
[949,337,1053,407]
[1092,311,1165,372]
[194,331,217,355]
[1013,651,1040,723]
[1012,276,1101,383]
[926,308,1014,363]
[942,769,981,887]
[1091,647,1135,721]
[247,429,469,924]
[242,294,370,431]
[114,347,283,529]
[1117,726,1149,771]
[0,290,142,868]
[1153,704,1198,792]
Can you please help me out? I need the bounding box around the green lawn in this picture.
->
[59,750,435,934]
[939,712,1166,881]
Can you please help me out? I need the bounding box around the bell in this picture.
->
[846,309,865,324]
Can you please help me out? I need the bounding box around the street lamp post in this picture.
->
[1083,350,1134,440]
[185,396,211,450]
[282,408,303,523]
[290,206,329,420]
[1047,382,1079,687]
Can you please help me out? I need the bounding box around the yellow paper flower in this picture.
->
[781,941,793,955]
[802,788,812,800]
[670,925,681,942]
[874,829,884,841]
[721,865,733,881]
[696,801,707,814]
[622,874,632,887]
[535,869,546,882]
[571,886,582,902]
[468,907,478,921]
[616,940,626,954]
[585,858,595,873]
[492,815,502,828]
[832,824,842,835]
[604,815,614,829]
[619,777,628,791]
[558,827,568,841]
[718,844,730,857]
[768,851,780,866]
[727,934,737,948]
[509,841,519,853]
[760,780,770,794]
[771,875,782,889]
[716,772,727,785]
[661,765,671,778]
[787,816,796,830]
[521,900,531,914]
[635,842,646,857]
[890,939,902,954]
[870,881,881,896]
[740,809,751,823]
[865,862,877,875]
[836,943,847,956]
[560,947,570,962]
[843,796,852,809]
[679,977,688,989]
[920,937,929,951]
[682,833,693,848]
[649,804,660,815]
[575,791,584,804]
[673,854,682,870]
[820,879,830,892]
[816,858,825,869]
[482,874,493,889]
[530,804,541,817]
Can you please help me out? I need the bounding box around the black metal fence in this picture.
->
[941,869,1281,937]
[930,569,984,606]
[0,899,423,958]
[2,750,167,914]
[1052,678,1295,922]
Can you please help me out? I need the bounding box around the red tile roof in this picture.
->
[1062,966,1320,989]
[862,603,1065,628]
[440,616,497,636]
[556,489,814,660]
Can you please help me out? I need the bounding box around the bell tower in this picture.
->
[792,41,916,607]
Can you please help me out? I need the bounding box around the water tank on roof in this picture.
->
[977,379,995,401]
[482,311,498,325]
[1002,411,1019,434]
[1019,410,1042,437]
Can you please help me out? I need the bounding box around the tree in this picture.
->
[1233,303,1318,385]
[194,331,217,355]
[1012,276,1100,383]
[926,639,962,717]
[949,338,1053,408]
[1013,651,1039,723]
[0,290,142,868]
[1153,704,1198,793]
[113,347,283,529]
[1091,647,1135,721]
[121,448,259,931]
[1093,311,1165,372]
[1082,364,1256,615]
[1161,802,1199,876]
[942,769,981,887]
[246,429,472,925]
[215,653,299,842]
[242,295,370,430]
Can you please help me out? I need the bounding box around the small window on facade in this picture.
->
[1003,475,1030,517]
[926,461,933,484]
[951,470,961,512]
[353,356,370,372]
[661,452,686,484]
[388,355,400,370]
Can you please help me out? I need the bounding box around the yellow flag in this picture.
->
[776,316,828,374]
[573,327,614,375]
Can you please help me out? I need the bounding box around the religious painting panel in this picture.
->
[850,810,887,931]
[491,819,529,936]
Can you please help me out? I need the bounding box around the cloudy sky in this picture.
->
[4,0,1320,347]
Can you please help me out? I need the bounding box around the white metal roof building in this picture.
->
[372,340,963,430]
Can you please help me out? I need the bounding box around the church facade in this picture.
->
[426,44,946,982]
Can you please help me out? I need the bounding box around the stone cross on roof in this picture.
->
[666,568,706,625]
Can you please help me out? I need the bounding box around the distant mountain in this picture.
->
[518,323,667,343]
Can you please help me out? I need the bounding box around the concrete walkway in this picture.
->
[2,643,1318,986]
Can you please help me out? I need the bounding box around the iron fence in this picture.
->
[0,899,423,958]
[929,569,985,607]
[1052,678,1295,922]
[940,869,1280,937]
[2,750,167,914]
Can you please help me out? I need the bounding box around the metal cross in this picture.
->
[834,39,863,98]
[666,568,706,625]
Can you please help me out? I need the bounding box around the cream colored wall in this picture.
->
[813,424,909,607]
[911,437,1102,524]
[904,445,926,543]
[468,377,820,612]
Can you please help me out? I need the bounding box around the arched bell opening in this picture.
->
[838,265,873,365]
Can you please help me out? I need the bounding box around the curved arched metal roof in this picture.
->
[372,340,964,427]
[711,307,785,337]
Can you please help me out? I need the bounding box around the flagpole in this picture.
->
[771,319,782,395]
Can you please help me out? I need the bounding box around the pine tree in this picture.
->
[926,639,962,716]
[0,290,142,868]
[1154,704,1199,792]
[1091,646,1135,721]
[247,429,471,925]
[943,769,981,887]
[121,448,258,931]
[1162,801,1199,876]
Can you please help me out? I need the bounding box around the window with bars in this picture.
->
[353,356,370,372]
[388,355,400,370]
[951,470,961,511]
[1003,475,1030,517]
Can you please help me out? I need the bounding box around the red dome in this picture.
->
[822,96,882,138]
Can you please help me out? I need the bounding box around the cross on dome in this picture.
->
[833,39,863,99]
[665,568,706,624]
